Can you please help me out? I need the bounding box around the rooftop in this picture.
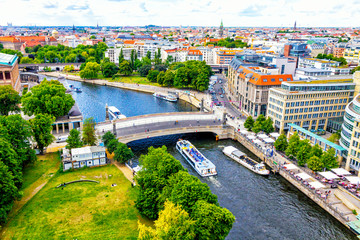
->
[0,53,18,67]
[285,79,353,85]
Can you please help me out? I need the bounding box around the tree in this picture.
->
[147,70,160,82]
[285,132,300,158]
[22,79,75,118]
[296,140,311,166]
[65,53,77,63]
[146,50,152,59]
[101,62,118,78]
[106,138,118,154]
[0,43,3,50]
[256,114,266,126]
[154,64,167,72]
[20,57,34,64]
[307,156,323,172]
[139,65,152,77]
[141,57,152,66]
[138,201,196,240]
[118,48,124,64]
[63,65,74,72]
[192,200,235,240]
[309,144,323,159]
[157,71,166,85]
[113,142,134,163]
[154,48,162,65]
[263,117,274,134]
[66,129,83,150]
[163,71,175,87]
[321,148,339,170]
[174,67,190,87]
[0,160,20,223]
[252,121,262,134]
[118,60,132,76]
[274,134,288,152]
[0,86,21,116]
[90,35,96,39]
[82,118,97,146]
[102,131,115,147]
[166,55,174,65]
[30,114,55,154]
[79,62,100,79]
[244,116,254,131]
[130,49,137,70]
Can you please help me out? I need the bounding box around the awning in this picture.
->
[240,130,249,134]
[258,134,268,139]
[295,172,312,180]
[270,132,280,138]
[263,138,275,143]
[247,135,256,140]
[319,171,339,180]
[253,139,262,144]
[284,163,298,170]
[346,176,360,185]
[309,181,326,189]
[331,168,351,176]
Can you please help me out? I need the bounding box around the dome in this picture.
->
[52,29,58,34]
[68,104,82,117]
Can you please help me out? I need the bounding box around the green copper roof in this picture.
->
[0,53,18,67]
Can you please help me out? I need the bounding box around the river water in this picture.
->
[64,79,355,239]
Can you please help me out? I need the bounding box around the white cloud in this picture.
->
[0,0,358,27]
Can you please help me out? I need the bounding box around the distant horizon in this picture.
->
[1,0,360,28]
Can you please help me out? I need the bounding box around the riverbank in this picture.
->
[41,72,207,110]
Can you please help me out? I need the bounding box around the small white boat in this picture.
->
[223,146,269,176]
[176,140,217,177]
[108,106,126,120]
[153,92,177,102]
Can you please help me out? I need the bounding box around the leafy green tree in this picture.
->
[307,156,323,172]
[65,53,77,63]
[22,80,75,118]
[147,70,160,82]
[130,49,137,70]
[141,56,152,66]
[158,171,218,214]
[154,48,162,65]
[297,140,311,166]
[101,131,115,147]
[321,148,339,170]
[134,59,142,70]
[157,71,166,85]
[30,113,55,154]
[66,129,83,150]
[118,60,132,76]
[285,132,300,158]
[154,64,167,72]
[79,62,100,79]
[174,67,190,87]
[0,160,20,223]
[256,114,266,126]
[139,64,152,77]
[0,86,21,116]
[328,132,341,144]
[0,43,3,50]
[20,57,34,64]
[118,48,124,64]
[244,116,254,131]
[106,138,118,154]
[138,201,196,240]
[82,118,97,146]
[113,142,134,163]
[101,62,118,78]
[0,138,22,187]
[309,144,323,159]
[163,71,175,86]
[263,117,274,134]
[192,200,235,240]
[252,121,262,134]
[274,134,288,152]
[90,35,96,39]
[146,50,152,59]
[166,55,174,65]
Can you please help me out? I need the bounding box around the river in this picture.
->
[64,79,355,239]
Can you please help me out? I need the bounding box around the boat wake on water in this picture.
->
[207,176,221,187]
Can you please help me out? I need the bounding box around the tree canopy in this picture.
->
[22,79,75,118]
[113,142,134,163]
[30,113,55,154]
[0,85,21,116]
[66,129,83,149]
[274,134,288,152]
[80,62,101,79]
[82,118,97,146]
[118,60,132,76]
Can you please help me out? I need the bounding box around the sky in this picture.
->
[0,0,359,27]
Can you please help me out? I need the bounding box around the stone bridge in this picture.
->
[96,112,232,143]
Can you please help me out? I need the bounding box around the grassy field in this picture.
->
[2,165,151,240]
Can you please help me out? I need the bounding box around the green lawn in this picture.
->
[2,165,151,240]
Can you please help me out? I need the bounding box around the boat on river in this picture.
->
[223,146,269,176]
[153,92,177,102]
[108,106,126,120]
[176,140,217,177]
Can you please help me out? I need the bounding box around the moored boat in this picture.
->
[153,92,177,102]
[176,140,217,177]
[108,106,126,120]
[223,146,269,176]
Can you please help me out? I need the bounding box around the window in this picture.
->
[286,103,290,107]
[279,78,283,81]
[271,78,276,82]
[263,79,268,82]
[300,102,304,106]
[310,101,314,105]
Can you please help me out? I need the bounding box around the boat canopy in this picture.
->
[223,146,246,158]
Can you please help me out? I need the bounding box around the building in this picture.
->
[215,49,243,64]
[52,103,83,135]
[186,49,203,61]
[267,79,355,133]
[219,20,224,38]
[333,43,347,58]
[344,45,360,64]
[104,47,136,64]
[284,43,310,58]
[0,36,58,52]
[228,57,293,117]
[62,146,107,171]
[295,68,332,78]
[0,53,21,92]
[298,58,340,69]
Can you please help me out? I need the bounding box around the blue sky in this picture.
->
[0,0,359,27]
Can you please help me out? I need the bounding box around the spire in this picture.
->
[219,19,224,38]
[72,24,75,34]
[294,21,297,31]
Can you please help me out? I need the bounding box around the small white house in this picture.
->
[62,146,107,171]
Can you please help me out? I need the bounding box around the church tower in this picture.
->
[72,24,75,34]
[219,19,224,38]
[294,21,297,31]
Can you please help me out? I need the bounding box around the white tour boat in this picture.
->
[153,92,177,102]
[108,106,126,120]
[223,146,270,176]
[176,140,217,177]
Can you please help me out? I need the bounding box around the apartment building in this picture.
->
[333,43,347,58]
[298,58,340,69]
[62,146,107,171]
[105,47,136,64]
[215,49,243,64]
[344,45,360,64]
[0,53,21,92]
[267,79,355,133]
[228,57,293,117]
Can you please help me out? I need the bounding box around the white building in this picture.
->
[62,146,107,171]
[105,47,136,64]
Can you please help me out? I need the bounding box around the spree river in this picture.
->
[64,79,355,240]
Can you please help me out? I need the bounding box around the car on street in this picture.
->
[220,95,224,98]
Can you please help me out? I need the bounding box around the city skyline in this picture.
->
[1,0,359,27]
